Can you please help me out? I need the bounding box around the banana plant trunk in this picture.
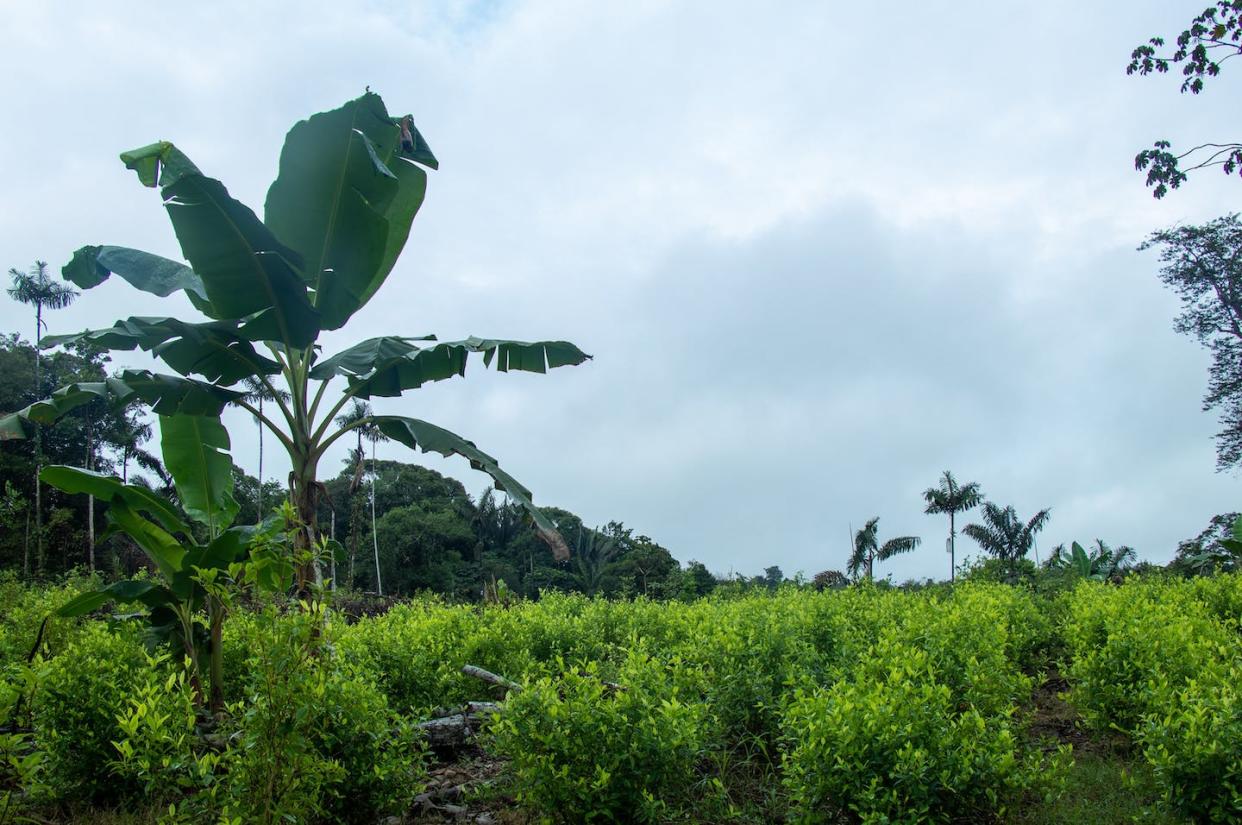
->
[290,444,324,592]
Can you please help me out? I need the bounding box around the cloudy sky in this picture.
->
[1,1,1238,580]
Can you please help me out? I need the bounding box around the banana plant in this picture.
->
[49,414,293,712]
[1048,540,1137,582]
[0,92,588,584]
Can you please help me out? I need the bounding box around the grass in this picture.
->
[1007,750,1184,825]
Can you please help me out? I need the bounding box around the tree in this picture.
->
[571,525,620,596]
[922,470,983,583]
[363,411,390,596]
[6,261,78,574]
[812,569,847,591]
[1172,511,1242,574]
[0,92,589,590]
[1140,215,1242,469]
[1128,2,1242,197]
[0,335,157,575]
[680,560,717,599]
[962,502,1050,578]
[847,517,920,581]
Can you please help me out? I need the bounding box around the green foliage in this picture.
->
[216,603,424,824]
[1127,3,1242,196]
[1141,216,1242,470]
[782,636,1062,824]
[1138,659,1241,823]
[492,649,707,823]
[33,622,149,802]
[1062,575,1242,820]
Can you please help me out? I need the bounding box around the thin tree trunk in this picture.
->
[33,302,43,577]
[86,419,94,572]
[22,511,30,579]
[329,509,336,591]
[256,396,264,517]
[949,512,955,583]
[371,440,382,596]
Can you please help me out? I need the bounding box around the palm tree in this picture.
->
[237,377,292,517]
[335,400,391,593]
[922,471,983,583]
[7,261,78,576]
[962,502,1051,578]
[363,417,390,596]
[848,517,921,581]
[572,525,620,595]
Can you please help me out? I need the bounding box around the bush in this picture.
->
[782,638,1061,824]
[492,649,707,823]
[1138,657,1242,822]
[217,604,425,825]
[32,622,148,803]
[1063,580,1233,734]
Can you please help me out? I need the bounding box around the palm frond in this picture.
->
[877,535,921,561]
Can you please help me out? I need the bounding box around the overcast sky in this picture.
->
[1,1,1239,580]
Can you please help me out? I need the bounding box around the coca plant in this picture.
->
[0,91,587,585]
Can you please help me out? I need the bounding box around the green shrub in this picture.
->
[492,649,707,823]
[219,604,425,825]
[1063,580,1233,734]
[782,638,1061,824]
[32,622,148,802]
[110,653,216,801]
[1139,660,1242,823]
[0,572,96,673]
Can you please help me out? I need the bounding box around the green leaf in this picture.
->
[0,370,244,440]
[120,141,202,189]
[57,580,174,618]
[264,92,434,330]
[107,499,187,580]
[43,316,282,385]
[39,466,189,535]
[160,172,321,348]
[62,245,217,317]
[311,336,590,398]
[55,589,114,617]
[159,415,239,534]
[372,415,570,560]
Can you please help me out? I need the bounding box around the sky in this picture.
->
[1,1,1239,581]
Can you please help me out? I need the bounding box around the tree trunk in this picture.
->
[371,440,382,596]
[86,419,95,573]
[949,512,955,583]
[290,457,323,594]
[256,396,264,518]
[33,302,43,578]
[329,509,336,591]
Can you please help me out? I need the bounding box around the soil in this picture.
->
[1025,669,1129,757]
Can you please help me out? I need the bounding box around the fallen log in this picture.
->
[416,701,503,750]
[461,664,523,694]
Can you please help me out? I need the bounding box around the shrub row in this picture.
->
[1062,575,1242,822]
[2,579,1072,822]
